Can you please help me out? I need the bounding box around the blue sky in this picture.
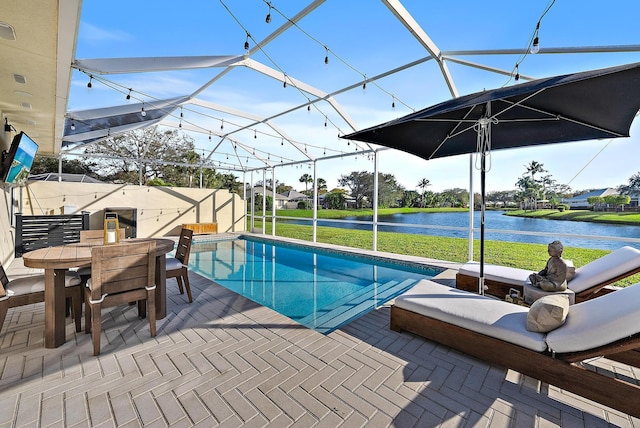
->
[68,0,640,194]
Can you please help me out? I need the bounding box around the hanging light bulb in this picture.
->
[362,80,367,90]
[70,121,76,131]
[283,74,287,88]
[392,96,396,109]
[209,132,212,141]
[324,116,327,127]
[324,46,329,65]
[530,22,541,54]
[307,104,311,112]
[281,138,284,146]
[126,89,132,100]
[265,3,272,23]
[141,102,147,117]
[530,36,540,54]
[244,33,250,51]
[87,75,93,88]
[220,119,224,130]
[514,64,520,82]
[254,130,257,139]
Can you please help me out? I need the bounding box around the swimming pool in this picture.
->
[187,237,442,334]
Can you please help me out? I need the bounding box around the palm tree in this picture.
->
[417,178,431,208]
[299,173,313,193]
[524,161,546,209]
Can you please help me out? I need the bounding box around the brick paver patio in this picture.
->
[1,257,638,427]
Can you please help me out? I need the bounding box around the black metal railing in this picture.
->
[15,212,90,256]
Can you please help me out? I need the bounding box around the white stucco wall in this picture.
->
[0,182,245,266]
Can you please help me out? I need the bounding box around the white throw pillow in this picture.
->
[526,294,570,333]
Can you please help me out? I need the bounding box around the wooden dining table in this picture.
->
[22,238,175,348]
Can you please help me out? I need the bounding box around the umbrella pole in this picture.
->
[479,151,485,295]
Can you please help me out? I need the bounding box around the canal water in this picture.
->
[278,211,640,251]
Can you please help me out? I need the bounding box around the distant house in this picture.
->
[282,190,311,209]
[561,188,617,209]
[250,187,289,209]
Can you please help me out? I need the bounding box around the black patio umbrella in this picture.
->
[343,62,640,294]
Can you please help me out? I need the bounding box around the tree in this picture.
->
[587,196,605,211]
[30,155,100,178]
[299,173,313,193]
[417,178,431,208]
[83,127,196,185]
[524,161,547,209]
[324,191,346,209]
[338,171,371,208]
[618,172,640,198]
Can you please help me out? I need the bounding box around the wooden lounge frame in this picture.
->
[454,266,640,302]
[390,305,640,417]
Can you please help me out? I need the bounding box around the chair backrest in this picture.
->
[80,228,126,244]
[0,262,8,288]
[89,241,156,299]
[175,228,194,265]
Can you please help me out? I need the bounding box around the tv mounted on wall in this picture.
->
[0,131,39,185]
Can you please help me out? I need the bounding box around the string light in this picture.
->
[283,73,287,88]
[254,129,257,139]
[126,89,132,100]
[209,131,212,141]
[220,119,224,130]
[141,102,147,117]
[324,46,329,65]
[70,122,76,131]
[324,116,327,127]
[265,2,271,23]
[392,95,396,109]
[515,64,520,81]
[87,75,93,88]
[530,23,540,54]
[244,32,250,51]
[281,138,284,146]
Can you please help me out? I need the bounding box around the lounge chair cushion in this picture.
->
[394,280,547,352]
[457,262,531,286]
[526,294,570,333]
[569,246,640,293]
[460,260,575,285]
[166,257,185,270]
[546,282,640,353]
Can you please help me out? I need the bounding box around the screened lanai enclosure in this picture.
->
[4,0,640,253]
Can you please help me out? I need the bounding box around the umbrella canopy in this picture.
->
[344,62,640,160]
[343,62,640,294]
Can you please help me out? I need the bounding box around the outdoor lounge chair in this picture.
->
[390,279,640,417]
[455,245,640,303]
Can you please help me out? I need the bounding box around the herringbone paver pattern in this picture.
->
[1,265,639,427]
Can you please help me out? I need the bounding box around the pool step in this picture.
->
[297,278,417,334]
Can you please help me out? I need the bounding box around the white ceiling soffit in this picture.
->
[0,0,81,155]
[73,55,245,75]
[63,96,190,146]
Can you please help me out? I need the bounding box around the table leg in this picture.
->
[155,255,167,319]
[44,269,67,348]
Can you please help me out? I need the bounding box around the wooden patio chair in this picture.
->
[84,241,156,355]
[390,280,640,417]
[166,228,193,303]
[0,262,83,334]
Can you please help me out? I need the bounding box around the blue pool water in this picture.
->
[188,238,442,334]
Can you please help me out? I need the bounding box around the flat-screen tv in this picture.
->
[0,131,39,185]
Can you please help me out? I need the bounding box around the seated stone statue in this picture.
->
[528,240,568,292]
